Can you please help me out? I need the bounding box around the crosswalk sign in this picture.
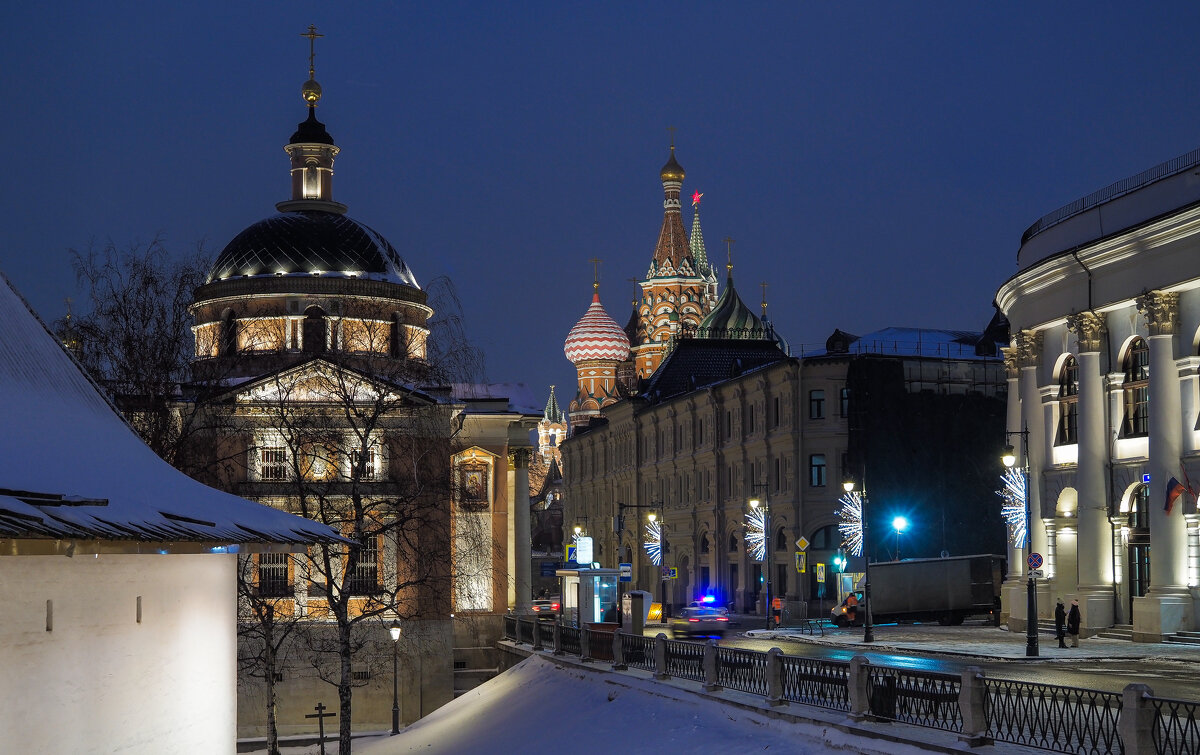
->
[816,562,826,582]
[795,552,806,573]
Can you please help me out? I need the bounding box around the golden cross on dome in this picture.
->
[723,237,735,272]
[667,125,677,149]
[627,277,639,306]
[302,25,323,79]
[589,257,602,290]
[760,282,768,316]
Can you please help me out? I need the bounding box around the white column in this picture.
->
[1017,331,1049,562]
[1000,347,1025,627]
[511,448,533,615]
[1068,312,1114,631]
[1134,291,1192,639]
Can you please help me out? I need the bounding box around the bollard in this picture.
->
[1118,683,1157,755]
[612,629,626,670]
[580,626,593,662]
[957,666,991,747]
[765,648,787,707]
[654,633,669,680]
[703,639,721,692]
[552,621,563,655]
[848,655,871,721]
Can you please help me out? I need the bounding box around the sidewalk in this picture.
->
[741,617,1200,663]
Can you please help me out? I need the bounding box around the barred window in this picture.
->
[350,448,376,480]
[257,553,291,597]
[348,537,379,595]
[1122,339,1149,438]
[1056,355,1079,445]
[260,447,287,481]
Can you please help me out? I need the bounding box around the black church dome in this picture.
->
[207,211,419,288]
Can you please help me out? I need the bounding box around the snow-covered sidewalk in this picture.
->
[743,621,1200,663]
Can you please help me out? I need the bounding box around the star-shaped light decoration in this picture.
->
[644,519,662,566]
[744,507,767,562]
[837,490,863,557]
[691,190,703,206]
[997,467,1027,547]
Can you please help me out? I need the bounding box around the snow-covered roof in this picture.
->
[450,382,541,416]
[802,326,994,360]
[0,274,343,551]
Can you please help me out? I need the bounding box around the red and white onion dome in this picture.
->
[564,291,631,364]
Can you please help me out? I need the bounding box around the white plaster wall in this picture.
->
[0,553,237,755]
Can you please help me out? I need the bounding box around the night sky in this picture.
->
[5,4,1200,401]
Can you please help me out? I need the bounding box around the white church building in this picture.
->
[996,147,1200,642]
[0,274,341,754]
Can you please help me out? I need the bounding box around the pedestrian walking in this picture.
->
[1067,598,1081,648]
[1054,598,1067,648]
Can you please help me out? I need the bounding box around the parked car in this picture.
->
[669,606,730,638]
[531,599,560,620]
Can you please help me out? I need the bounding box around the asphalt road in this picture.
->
[718,633,1199,700]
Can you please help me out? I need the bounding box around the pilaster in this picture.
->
[510,448,533,614]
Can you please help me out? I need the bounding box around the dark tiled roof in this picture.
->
[640,338,790,402]
[207,211,419,287]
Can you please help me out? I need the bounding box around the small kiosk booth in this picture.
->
[555,567,620,628]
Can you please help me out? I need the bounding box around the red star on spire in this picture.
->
[691,191,703,206]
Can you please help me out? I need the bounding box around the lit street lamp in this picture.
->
[647,511,670,618]
[843,477,874,643]
[1003,430,1038,657]
[389,620,401,734]
[748,488,772,629]
[891,516,908,561]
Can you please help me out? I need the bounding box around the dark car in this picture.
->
[669,606,730,638]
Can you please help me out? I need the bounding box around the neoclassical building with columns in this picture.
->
[996,146,1200,642]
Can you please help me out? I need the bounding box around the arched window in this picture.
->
[700,533,710,554]
[775,528,788,552]
[303,306,328,355]
[1056,355,1079,445]
[1127,484,1151,608]
[1122,338,1149,437]
[810,524,840,550]
[728,532,738,552]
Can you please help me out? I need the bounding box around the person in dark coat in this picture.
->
[1066,599,1082,647]
[1054,598,1067,648]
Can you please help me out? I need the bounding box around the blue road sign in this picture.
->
[1028,552,1043,570]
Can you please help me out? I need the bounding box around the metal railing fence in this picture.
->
[663,638,705,683]
[867,668,962,732]
[619,633,656,674]
[779,655,849,711]
[715,646,767,696]
[1151,697,1200,755]
[984,677,1123,755]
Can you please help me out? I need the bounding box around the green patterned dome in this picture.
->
[697,272,769,339]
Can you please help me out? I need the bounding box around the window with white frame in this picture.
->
[260,446,288,481]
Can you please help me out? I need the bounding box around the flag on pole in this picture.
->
[1165,477,1185,514]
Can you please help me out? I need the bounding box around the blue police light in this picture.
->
[700,595,716,604]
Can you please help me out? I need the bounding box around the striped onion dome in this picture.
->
[564,291,631,364]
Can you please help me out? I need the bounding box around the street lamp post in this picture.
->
[891,516,908,561]
[615,501,660,623]
[843,477,874,643]
[388,620,401,735]
[749,485,772,629]
[1003,429,1038,657]
[647,511,670,619]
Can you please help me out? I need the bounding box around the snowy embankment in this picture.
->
[349,654,935,755]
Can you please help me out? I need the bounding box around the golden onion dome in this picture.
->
[660,147,685,183]
[302,78,323,105]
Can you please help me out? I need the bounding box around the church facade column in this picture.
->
[1067,311,1115,633]
[1017,331,1049,564]
[510,448,533,615]
[1000,346,1026,627]
[1133,291,1192,639]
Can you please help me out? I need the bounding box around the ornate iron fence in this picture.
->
[537,620,554,646]
[1151,696,1200,755]
[559,625,581,656]
[984,678,1123,755]
[620,633,656,673]
[503,615,516,640]
[867,667,962,732]
[779,654,850,711]
[716,646,767,696]
[664,638,705,682]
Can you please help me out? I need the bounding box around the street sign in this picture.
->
[796,536,810,551]
[668,567,678,579]
[1028,552,1044,570]
[565,545,577,563]
[540,561,561,577]
[619,562,632,582]
[816,562,826,582]
[576,536,593,564]
[795,552,806,573]
[1030,569,1044,578]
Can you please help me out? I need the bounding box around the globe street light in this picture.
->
[1003,430,1038,657]
[843,477,874,643]
[891,516,908,561]
[389,620,402,735]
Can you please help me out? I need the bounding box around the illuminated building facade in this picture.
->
[997,145,1200,642]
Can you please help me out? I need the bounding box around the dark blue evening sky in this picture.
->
[4,3,1200,400]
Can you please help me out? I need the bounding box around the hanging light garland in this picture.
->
[744,507,767,562]
[837,490,863,557]
[644,519,662,566]
[997,467,1027,547]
